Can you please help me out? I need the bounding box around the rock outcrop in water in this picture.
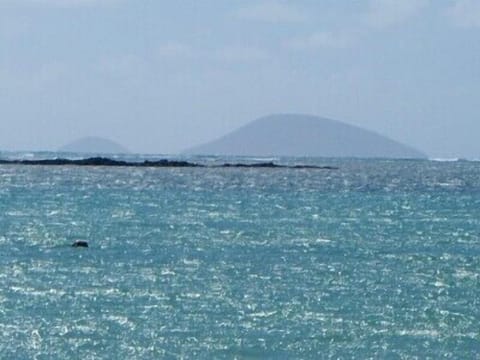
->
[0,157,337,169]
[72,240,88,248]
[185,114,426,158]
[0,157,198,167]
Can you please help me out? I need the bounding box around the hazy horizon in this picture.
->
[1,1,479,158]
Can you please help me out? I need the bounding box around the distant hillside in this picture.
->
[185,114,426,158]
[59,137,129,154]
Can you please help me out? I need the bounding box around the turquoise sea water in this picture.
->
[0,155,479,359]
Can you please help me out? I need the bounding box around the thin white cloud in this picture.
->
[157,42,194,59]
[155,41,269,64]
[216,46,270,63]
[365,0,429,28]
[285,31,351,51]
[0,61,69,93]
[96,55,148,84]
[0,0,119,7]
[33,62,69,88]
[236,1,307,23]
[447,0,480,27]
[0,16,30,40]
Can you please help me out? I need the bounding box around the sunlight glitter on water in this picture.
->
[0,158,479,358]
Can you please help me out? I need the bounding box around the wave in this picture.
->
[429,157,480,162]
[429,158,460,162]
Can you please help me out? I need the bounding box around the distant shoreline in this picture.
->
[0,156,337,170]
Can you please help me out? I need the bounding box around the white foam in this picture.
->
[429,158,459,162]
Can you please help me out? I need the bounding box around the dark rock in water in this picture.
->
[222,161,278,168]
[220,162,338,169]
[0,157,202,168]
[72,240,88,248]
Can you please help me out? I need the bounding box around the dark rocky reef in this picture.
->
[0,157,197,167]
[220,162,337,170]
[0,157,200,167]
[0,157,337,170]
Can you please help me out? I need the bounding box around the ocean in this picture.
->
[0,154,479,359]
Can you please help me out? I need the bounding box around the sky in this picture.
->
[0,0,479,158]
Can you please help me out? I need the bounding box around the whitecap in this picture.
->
[248,310,277,318]
[429,158,459,162]
[396,329,440,338]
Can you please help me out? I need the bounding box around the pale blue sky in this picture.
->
[1,0,479,158]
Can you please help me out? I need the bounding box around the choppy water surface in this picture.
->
[0,157,479,358]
